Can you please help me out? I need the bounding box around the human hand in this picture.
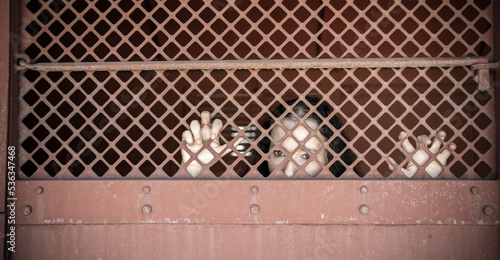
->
[181,111,244,177]
[388,130,456,178]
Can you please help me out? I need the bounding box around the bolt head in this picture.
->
[142,205,152,215]
[35,186,44,194]
[251,186,259,194]
[250,204,260,215]
[360,186,368,194]
[359,205,370,215]
[23,205,32,216]
[483,205,494,216]
[470,186,479,195]
[143,186,151,194]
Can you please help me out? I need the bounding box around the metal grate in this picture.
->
[20,0,494,61]
[17,0,496,179]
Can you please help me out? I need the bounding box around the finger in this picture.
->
[201,125,211,141]
[180,148,190,165]
[387,157,397,171]
[429,137,442,154]
[221,137,245,157]
[211,119,223,141]
[190,120,202,144]
[399,132,415,154]
[437,149,452,166]
[401,164,418,178]
[182,130,194,145]
[417,135,432,146]
[186,161,203,177]
[401,159,418,178]
[201,111,211,125]
[406,159,416,169]
[437,130,446,140]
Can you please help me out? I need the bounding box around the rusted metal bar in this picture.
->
[16,180,500,225]
[16,57,489,72]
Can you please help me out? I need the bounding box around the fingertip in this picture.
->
[449,143,457,151]
[234,136,245,146]
[190,119,201,129]
[398,131,407,140]
[212,118,223,127]
[438,130,446,139]
[201,111,211,124]
[182,130,193,144]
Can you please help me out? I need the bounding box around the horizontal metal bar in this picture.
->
[16,180,500,225]
[16,57,489,71]
[471,62,500,70]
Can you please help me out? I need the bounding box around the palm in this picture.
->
[389,130,456,178]
[181,111,244,177]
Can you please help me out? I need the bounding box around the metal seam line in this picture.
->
[16,57,489,72]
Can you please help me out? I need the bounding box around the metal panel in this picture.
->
[16,180,500,225]
[13,224,500,260]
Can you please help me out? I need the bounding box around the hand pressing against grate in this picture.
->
[181,111,244,177]
[388,130,456,178]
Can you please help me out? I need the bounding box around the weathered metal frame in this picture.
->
[6,0,500,259]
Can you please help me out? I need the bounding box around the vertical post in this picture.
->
[495,0,500,180]
[0,0,14,257]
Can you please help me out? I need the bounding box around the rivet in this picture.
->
[250,204,260,215]
[359,205,370,215]
[251,186,259,194]
[470,186,479,195]
[142,205,152,215]
[360,186,368,194]
[483,205,494,216]
[35,186,44,194]
[23,205,32,216]
[143,186,151,194]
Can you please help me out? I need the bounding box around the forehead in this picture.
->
[271,118,326,147]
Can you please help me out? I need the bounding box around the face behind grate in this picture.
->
[17,0,496,179]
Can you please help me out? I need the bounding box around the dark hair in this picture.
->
[255,96,357,177]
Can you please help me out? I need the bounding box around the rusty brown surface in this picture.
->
[15,180,500,225]
[13,224,500,260]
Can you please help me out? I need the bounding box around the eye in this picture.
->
[301,154,310,160]
[273,150,284,157]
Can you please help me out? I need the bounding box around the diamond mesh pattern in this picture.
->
[17,0,496,179]
[22,0,494,62]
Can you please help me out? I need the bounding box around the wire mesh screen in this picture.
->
[17,0,496,179]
